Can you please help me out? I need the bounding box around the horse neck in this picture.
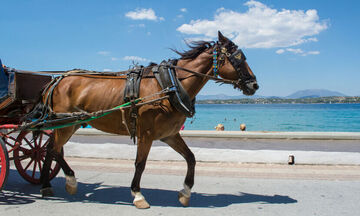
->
[176,52,213,99]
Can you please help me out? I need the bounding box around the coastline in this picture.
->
[196,96,360,104]
[75,128,360,140]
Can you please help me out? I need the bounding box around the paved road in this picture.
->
[1,158,360,216]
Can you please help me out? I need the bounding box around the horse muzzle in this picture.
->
[243,80,259,96]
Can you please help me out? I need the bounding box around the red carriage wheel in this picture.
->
[0,138,9,190]
[13,130,63,184]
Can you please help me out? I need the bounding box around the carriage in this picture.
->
[0,61,62,190]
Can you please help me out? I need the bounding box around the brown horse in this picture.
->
[40,31,258,208]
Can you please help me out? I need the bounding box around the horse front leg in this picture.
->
[131,133,153,209]
[161,133,196,207]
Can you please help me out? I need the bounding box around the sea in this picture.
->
[183,104,360,132]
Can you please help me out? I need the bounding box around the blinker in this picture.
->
[228,49,246,71]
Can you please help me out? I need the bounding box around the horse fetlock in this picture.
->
[131,191,150,209]
[65,175,78,195]
[178,183,191,207]
[40,187,54,197]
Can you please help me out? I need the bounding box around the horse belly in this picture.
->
[88,111,130,135]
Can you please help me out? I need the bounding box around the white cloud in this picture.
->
[276,49,285,54]
[111,57,119,61]
[306,51,320,55]
[275,48,320,56]
[123,56,151,62]
[177,0,328,48]
[103,69,112,72]
[97,51,110,56]
[125,8,163,21]
[180,8,187,13]
[286,48,303,54]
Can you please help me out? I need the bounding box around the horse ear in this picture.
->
[218,31,228,43]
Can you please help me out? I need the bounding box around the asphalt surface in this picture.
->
[1,133,360,215]
[1,158,360,216]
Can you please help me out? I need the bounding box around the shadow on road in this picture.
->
[1,170,297,208]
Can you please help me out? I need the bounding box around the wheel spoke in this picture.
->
[24,158,34,171]
[4,135,17,143]
[33,136,38,148]
[42,139,50,148]
[32,160,37,178]
[3,139,14,146]
[23,137,34,149]
[38,160,42,173]
[7,146,17,154]
[38,133,43,147]
[17,146,30,153]
[19,154,31,161]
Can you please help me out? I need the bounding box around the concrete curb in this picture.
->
[75,128,360,140]
[65,141,360,165]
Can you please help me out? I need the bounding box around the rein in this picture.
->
[13,88,172,132]
[170,64,240,85]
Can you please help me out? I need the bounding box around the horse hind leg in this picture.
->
[40,141,55,197]
[52,149,77,195]
[161,133,196,207]
[54,126,80,195]
[41,126,79,196]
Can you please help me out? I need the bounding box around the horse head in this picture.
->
[215,31,259,96]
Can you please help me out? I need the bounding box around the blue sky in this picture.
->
[1,0,359,97]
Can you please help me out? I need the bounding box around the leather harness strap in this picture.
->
[152,60,195,118]
[123,65,144,143]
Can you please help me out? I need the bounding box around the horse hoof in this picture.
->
[40,187,54,197]
[131,191,150,209]
[65,175,78,195]
[178,192,190,207]
[134,199,150,209]
[65,183,77,195]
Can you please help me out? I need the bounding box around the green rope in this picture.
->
[30,98,142,131]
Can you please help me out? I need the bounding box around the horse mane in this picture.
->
[141,62,157,76]
[173,40,214,60]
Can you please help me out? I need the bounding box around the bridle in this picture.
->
[171,41,256,89]
[212,42,256,87]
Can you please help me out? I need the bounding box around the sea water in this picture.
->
[184,104,360,132]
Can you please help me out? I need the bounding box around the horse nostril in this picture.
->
[253,83,259,90]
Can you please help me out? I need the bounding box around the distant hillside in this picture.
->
[196,96,360,104]
[286,89,346,99]
[197,89,348,101]
[197,94,264,100]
